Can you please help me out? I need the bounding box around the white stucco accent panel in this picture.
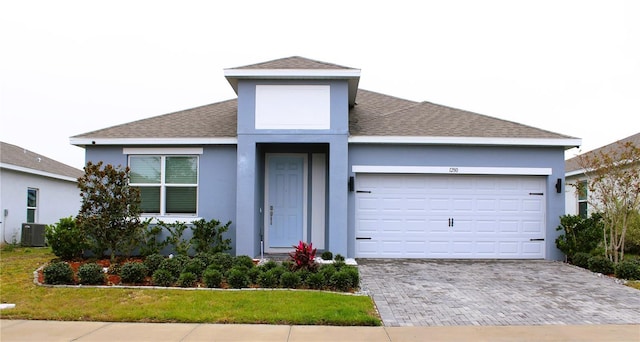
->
[311,154,326,249]
[255,85,330,129]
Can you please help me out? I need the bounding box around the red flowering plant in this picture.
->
[288,241,318,271]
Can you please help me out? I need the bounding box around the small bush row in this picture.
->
[567,253,640,280]
[42,252,361,291]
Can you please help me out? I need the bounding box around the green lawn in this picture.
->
[0,247,380,325]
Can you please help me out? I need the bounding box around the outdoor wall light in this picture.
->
[556,178,562,193]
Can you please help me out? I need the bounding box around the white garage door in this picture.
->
[355,174,546,259]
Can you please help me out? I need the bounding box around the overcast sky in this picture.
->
[1,1,638,170]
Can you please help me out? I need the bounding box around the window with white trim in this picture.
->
[578,180,588,218]
[129,155,198,215]
[26,188,38,223]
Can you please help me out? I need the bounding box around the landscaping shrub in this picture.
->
[158,220,191,256]
[233,255,255,269]
[289,241,317,271]
[588,256,615,275]
[334,254,345,262]
[247,267,262,284]
[296,269,311,283]
[571,252,591,269]
[143,254,165,276]
[261,260,279,271]
[177,272,197,287]
[257,269,279,288]
[625,212,640,255]
[319,264,337,282]
[194,252,216,268]
[270,265,287,280]
[280,271,301,288]
[43,262,74,285]
[191,218,232,254]
[615,260,640,280]
[330,270,352,292]
[333,260,346,271]
[555,214,603,260]
[226,267,249,289]
[78,263,105,285]
[184,258,207,278]
[139,225,169,257]
[159,256,187,279]
[119,262,148,284]
[45,217,86,260]
[152,269,175,287]
[343,266,360,289]
[320,251,333,260]
[305,272,325,290]
[203,268,223,288]
[281,260,295,271]
[210,252,234,273]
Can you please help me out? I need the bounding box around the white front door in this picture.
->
[355,174,546,259]
[265,154,307,251]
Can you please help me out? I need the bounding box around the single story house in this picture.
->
[565,132,640,218]
[0,141,83,245]
[71,56,580,260]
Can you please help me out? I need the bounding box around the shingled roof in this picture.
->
[565,132,640,173]
[1,142,84,180]
[73,57,576,144]
[229,56,356,70]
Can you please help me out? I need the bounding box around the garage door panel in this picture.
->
[355,174,546,259]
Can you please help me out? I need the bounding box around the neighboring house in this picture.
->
[70,56,580,260]
[565,132,640,218]
[0,141,84,245]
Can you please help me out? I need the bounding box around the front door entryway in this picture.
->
[265,154,307,251]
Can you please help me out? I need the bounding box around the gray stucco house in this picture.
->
[71,56,580,260]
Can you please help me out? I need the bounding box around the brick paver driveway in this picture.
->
[358,259,640,326]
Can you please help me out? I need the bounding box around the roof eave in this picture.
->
[223,69,361,106]
[348,136,582,149]
[0,163,79,182]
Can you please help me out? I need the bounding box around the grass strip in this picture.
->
[0,247,380,326]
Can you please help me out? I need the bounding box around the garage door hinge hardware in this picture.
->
[529,192,544,196]
[530,238,545,241]
[356,190,372,193]
[356,237,372,240]
[448,218,454,227]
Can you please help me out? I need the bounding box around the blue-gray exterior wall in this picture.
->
[235,79,349,257]
[347,144,567,260]
[84,145,238,255]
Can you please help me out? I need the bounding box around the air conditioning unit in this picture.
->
[21,223,46,247]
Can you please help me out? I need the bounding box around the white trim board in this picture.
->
[352,165,553,175]
[71,138,237,146]
[349,136,581,149]
[224,69,361,78]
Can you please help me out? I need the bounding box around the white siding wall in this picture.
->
[0,169,80,243]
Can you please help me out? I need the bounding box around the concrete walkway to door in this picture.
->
[358,259,640,327]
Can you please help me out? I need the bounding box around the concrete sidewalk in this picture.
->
[1,320,639,341]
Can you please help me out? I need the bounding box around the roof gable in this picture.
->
[1,142,84,180]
